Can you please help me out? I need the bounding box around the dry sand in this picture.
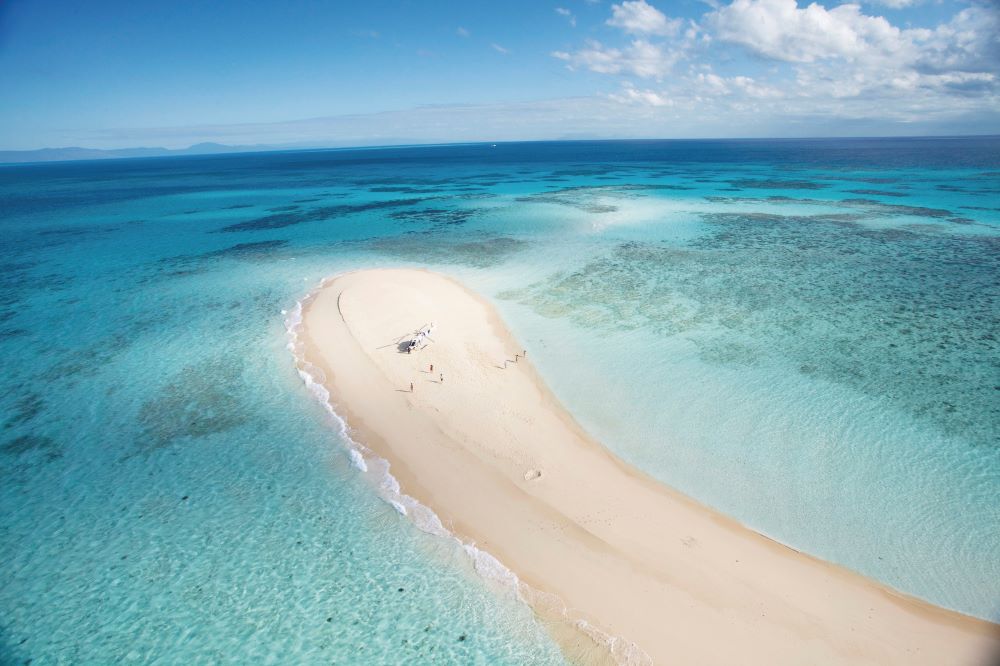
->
[299,268,999,665]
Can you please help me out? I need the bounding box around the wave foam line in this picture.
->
[284,276,651,666]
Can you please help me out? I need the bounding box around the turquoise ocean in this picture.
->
[1,138,998,663]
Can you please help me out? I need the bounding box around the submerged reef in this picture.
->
[502,212,999,445]
[137,355,252,453]
[369,234,527,268]
[218,198,427,232]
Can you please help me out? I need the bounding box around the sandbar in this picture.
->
[299,268,999,665]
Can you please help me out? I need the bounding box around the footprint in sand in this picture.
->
[524,469,543,481]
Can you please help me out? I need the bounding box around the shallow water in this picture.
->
[1,138,998,662]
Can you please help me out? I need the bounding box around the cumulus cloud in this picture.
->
[554,0,999,129]
[916,5,1000,75]
[556,7,577,27]
[707,0,909,64]
[607,0,682,36]
[704,0,999,104]
[707,0,999,77]
[609,83,674,106]
[554,1,694,78]
[688,71,784,98]
[554,39,679,78]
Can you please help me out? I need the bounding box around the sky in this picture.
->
[0,0,998,150]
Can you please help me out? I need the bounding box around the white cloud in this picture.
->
[702,0,999,102]
[694,71,731,94]
[729,75,783,98]
[609,83,673,106]
[687,71,784,98]
[707,0,908,64]
[607,0,682,36]
[491,43,510,54]
[557,1,698,78]
[456,26,470,38]
[553,0,999,130]
[556,7,578,26]
[916,6,1000,74]
[554,38,679,78]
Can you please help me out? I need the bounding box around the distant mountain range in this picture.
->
[0,142,269,164]
[0,137,470,164]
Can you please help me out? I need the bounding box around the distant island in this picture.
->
[0,142,264,164]
[0,138,470,164]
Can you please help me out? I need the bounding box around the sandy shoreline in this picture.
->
[298,268,999,665]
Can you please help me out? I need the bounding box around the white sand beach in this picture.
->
[299,268,999,665]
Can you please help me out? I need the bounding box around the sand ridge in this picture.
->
[300,268,999,665]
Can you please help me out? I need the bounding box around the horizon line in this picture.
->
[3,133,1000,167]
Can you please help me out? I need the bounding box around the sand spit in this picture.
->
[298,268,999,665]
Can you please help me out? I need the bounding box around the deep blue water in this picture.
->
[2,138,998,663]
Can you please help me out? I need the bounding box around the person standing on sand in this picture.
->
[430,364,433,373]
[410,382,413,392]
[439,373,444,383]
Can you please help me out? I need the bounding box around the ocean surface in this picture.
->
[1,138,998,663]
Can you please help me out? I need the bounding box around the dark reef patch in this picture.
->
[840,199,955,218]
[701,194,967,224]
[549,166,619,177]
[136,354,252,453]
[204,240,291,259]
[387,207,478,230]
[369,234,527,268]
[2,434,58,457]
[852,177,899,184]
[846,189,908,198]
[2,391,44,430]
[367,186,444,194]
[218,198,426,232]
[37,223,120,238]
[0,260,40,314]
[454,192,496,200]
[730,179,827,190]
[157,240,290,278]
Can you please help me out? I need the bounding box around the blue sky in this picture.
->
[1,0,997,150]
